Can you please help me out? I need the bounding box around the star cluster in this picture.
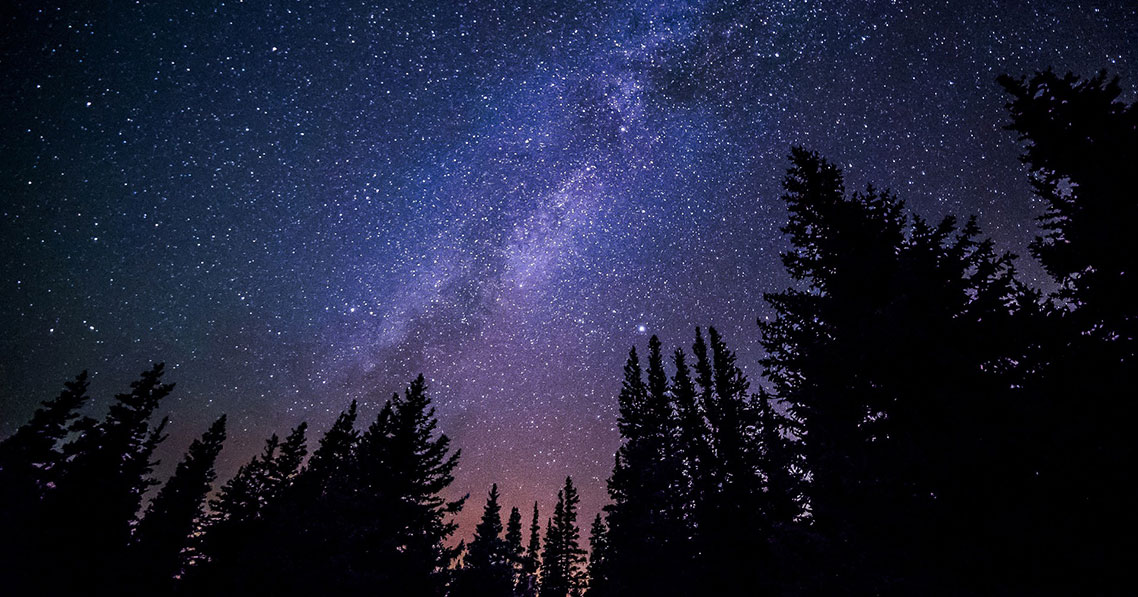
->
[2,1,1135,533]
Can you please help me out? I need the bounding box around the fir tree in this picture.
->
[505,506,525,589]
[539,477,584,597]
[0,371,90,586]
[193,422,307,592]
[357,375,465,595]
[759,147,1025,592]
[998,69,1138,343]
[132,415,227,592]
[520,502,542,597]
[585,514,609,597]
[46,363,174,592]
[602,338,691,596]
[998,69,1138,591]
[456,484,514,597]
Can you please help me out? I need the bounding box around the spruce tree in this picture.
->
[702,328,767,594]
[998,70,1137,591]
[505,506,525,590]
[998,69,1138,343]
[46,363,174,592]
[256,401,360,593]
[0,371,90,587]
[585,514,609,597]
[355,375,465,595]
[455,484,514,597]
[759,147,1026,591]
[132,415,227,592]
[520,502,542,597]
[540,477,584,597]
[603,338,691,596]
[194,422,308,592]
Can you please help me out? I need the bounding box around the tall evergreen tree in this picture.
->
[357,375,465,595]
[669,348,712,531]
[132,415,227,592]
[46,363,174,592]
[0,371,91,587]
[753,390,802,527]
[193,422,309,592]
[602,338,692,596]
[584,514,609,597]
[455,484,514,597]
[998,69,1138,591]
[520,502,542,597]
[998,69,1138,343]
[759,147,1026,591]
[539,477,584,597]
[505,506,525,590]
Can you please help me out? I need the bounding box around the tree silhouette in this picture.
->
[759,147,1031,591]
[998,69,1138,592]
[601,338,691,595]
[46,363,174,592]
[0,371,90,587]
[505,506,525,591]
[455,483,514,597]
[584,514,609,597]
[132,415,227,592]
[192,421,308,590]
[520,502,542,597]
[539,477,584,597]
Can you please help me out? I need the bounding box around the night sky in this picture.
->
[2,1,1135,534]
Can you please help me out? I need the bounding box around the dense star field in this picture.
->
[2,1,1135,533]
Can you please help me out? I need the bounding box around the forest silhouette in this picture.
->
[1,70,1133,595]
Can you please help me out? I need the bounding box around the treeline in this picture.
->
[1,69,1134,595]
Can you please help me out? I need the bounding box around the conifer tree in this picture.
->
[194,422,308,592]
[540,477,584,597]
[759,148,1025,591]
[585,514,609,597]
[505,505,525,589]
[46,363,174,592]
[753,390,802,526]
[998,69,1137,343]
[132,415,227,591]
[998,69,1137,591]
[455,484,514,597]
[670,348,712,524]
[520,502,542,597]
[257,401,360,593]
[355,375,465,595]
[602,338,690,595]
[0,371,90,586]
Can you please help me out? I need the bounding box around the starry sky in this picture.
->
[2,1,1135,535]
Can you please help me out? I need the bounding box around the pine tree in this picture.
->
[998,70,1137,591]
[603,338,692,596]
[505,506,525,590]
[540,477,584,597]
[520,502,542,597]
[352,375,465,595]
[255,401,360,593]
[759,148,1026,591]
[998,69,1138,343]
[702,328,767,594]
[46,363,174,592]
[455,484,513,597]
[132,415,227,592]
[0,371,90,586]
[753,390,802,527]
[585,514,609,597]
[193,422,307,592]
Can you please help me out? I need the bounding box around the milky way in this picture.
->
[2,1,1135,533]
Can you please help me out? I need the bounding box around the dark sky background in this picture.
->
[2,0,1135,536]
